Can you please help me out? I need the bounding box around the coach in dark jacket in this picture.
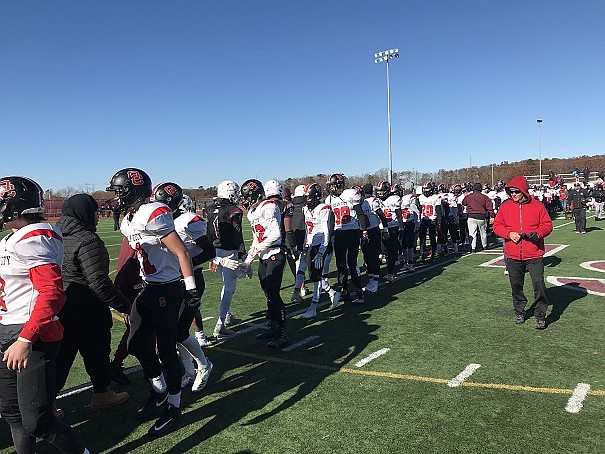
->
[55,194,130,411]
[462,183,495,252]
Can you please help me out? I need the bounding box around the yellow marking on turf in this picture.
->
[212,346,605,397]
[110,311,125,322]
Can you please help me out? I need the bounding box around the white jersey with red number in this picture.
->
[418,193,440,221]
[174,211,207,267]
[456,193,467,216]
[400,194,419,224]
[325,194,359,231]
[364,196,384,230]
[121,202,180,283]
[303,203,332,252]
[382,195,402,229]
[247,199,282,260]
[0,223,63,326]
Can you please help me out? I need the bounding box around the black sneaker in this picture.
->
[147,403,181,437]
[514,313,525,324]
[267,326,289,349]
[535,318,546,330]
[110,364,131,385]
[136,390,168,421]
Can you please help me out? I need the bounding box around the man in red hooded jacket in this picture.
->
[493,175,553,329]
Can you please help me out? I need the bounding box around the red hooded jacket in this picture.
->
[493,175,553,260]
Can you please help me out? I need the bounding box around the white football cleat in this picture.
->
[192,361,213,392]
[329,289,341,309]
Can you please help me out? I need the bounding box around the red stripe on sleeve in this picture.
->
[187,215,202,225]
[17,229,63,243]
[147,205,172,223]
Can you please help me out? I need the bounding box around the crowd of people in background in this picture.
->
[0,167,603,452]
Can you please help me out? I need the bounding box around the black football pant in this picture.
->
[440,219,459,247]
[258,251,287,325]
[55,302,113,394]
[128,279,182,395]
[573,208,586,232]
[399,222,415,249]
[506,258,549,319]
[0,325,86,454]
[334,229,362,294]
[419,219,437,255]
[458,215,468,245]
[361,227,382,277]
[177,271,205,342]
[382,227,400,274]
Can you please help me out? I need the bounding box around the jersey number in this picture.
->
[0,277,6,311]
[333,206,351,226]
[253,224,266,242]
[402,208,410,220]
[306,221,314,234]
[383,209,393,221]
[422,205,434,217]
[135,242,157,275]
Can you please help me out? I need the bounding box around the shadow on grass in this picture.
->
[524,285,587,327]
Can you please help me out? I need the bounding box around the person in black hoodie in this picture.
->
[55,194,130,412]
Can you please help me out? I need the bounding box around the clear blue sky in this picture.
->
[2,1,604,191]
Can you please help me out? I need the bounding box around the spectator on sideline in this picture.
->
[568,182,589,233]
[0,176,89,454]
[493,175,553,329]
[582,165,590,185]
[462,183,494,252]
[592,183,604,221]
[54,194,130,412]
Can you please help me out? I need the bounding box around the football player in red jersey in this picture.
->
[151,183,214,393]
[238,179,289,347]
[0,176,89,454]
[107,168,199,437]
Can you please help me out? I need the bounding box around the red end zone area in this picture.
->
[479,244,568,268]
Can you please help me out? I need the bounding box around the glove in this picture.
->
[184,288,201,308]
[521,231,540,241]
[218,257,239,270]
[313,252,324,269]
[237,263,253,279]
[361,233,370,247]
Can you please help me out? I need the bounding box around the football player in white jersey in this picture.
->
[417,182,442,260]
[107,168,199,437]
[238,179,289,348]
[399,185,421,270]
[300,183,340,318]
[151,183,214,393]
[439,186,460,254]
[361,184,390,292]
[0,176,89,454]
[325,174,366,303]
[376,180,402,282]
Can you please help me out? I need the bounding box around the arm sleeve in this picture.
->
[192,235,216,265]
[231,212,247,258]
[536,205,554,239]
[19,264,66,343]
[375,208,389,229]
[353,203,369,230]
[492,209,511,240]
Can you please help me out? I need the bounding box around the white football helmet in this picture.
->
[217,180,240,203]
[341,187,362,205]
[264,179,284,198]
[294,184,306,197]
[179,194,195,212]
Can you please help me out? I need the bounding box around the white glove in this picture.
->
[218,257,239,270]
[313,252,324,269]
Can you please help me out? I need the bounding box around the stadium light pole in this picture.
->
[374,48,399,184]
[537,119,543,186]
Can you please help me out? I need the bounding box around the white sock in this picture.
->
[150,373,167,394]
[179,336,208,369]
[313,282,321,301]
[167,392,181,408]
[177,343,196,375]
[321,277,330,292]
[195,331,207,340]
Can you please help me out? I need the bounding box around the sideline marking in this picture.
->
[554,215,595,229]
[566,383,590,413]
[580,261,605,273]
[546,276,605,297]
[282,335,320,352]
[448,363,481,387]
[355,348,391,368]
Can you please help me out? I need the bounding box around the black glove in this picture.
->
[520,232,539,241]
[184,288,201,308]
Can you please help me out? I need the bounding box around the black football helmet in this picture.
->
[151,182,183,211]
[391,183,403,197]
[422,182,433,197]
[327,173,346,196]
[304,183,323,209]
[452,184,462,196]
[106,168,152,207]
[0,176,45,228]
[375,180,390,200]
[239,179,265,209]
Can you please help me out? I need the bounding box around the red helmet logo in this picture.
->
[128,170,144,186]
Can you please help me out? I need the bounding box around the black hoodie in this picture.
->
[56,194,131,313]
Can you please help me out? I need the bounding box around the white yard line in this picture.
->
[544,244,568,257]
[354,348,390,368]
[447,363,481,387]
[202,316,214,322]
[565,383,590,413]
[282,335,320,352]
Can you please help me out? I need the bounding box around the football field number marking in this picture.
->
[355,348,390,368]
[448,363,481,387]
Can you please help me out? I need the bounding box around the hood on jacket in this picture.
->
[505,175,530,200]
[60,194,99,231]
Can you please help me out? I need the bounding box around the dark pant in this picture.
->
[506,258,549,319]
[334,229,362,293]
[55,301,113,394]
[0,325,85,453]
[382,227,400,274]
[573,208,586,232]
[258,251,287,325]
[177,271,205,342]
[127,280,183,394]
[419,219,437,255]
[400,222,415,249]
[361,227,382,276]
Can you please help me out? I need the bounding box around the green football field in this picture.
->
[1,214,604,453]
